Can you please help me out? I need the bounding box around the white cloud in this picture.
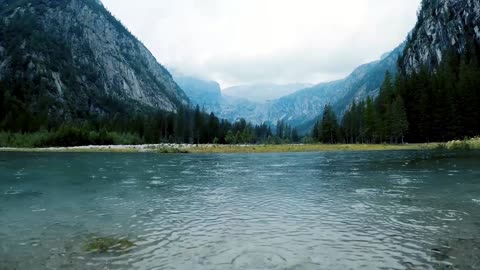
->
[101,0,421,88]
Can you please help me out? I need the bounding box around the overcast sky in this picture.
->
[101,0,421,88]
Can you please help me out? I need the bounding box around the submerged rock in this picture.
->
[83,236,135,254]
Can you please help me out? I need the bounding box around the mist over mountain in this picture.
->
[223,83,312,103]
[178,0,478,135]
[0,0,411,134]
[173,75,222,106]
[176,45,403,133]
[173,74,264,123]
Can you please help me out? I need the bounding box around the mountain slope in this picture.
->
[332,43,405,114]
[0,0,189,125]
[267,43,404,132]
[174,75,223,106]
[173,74,264,123]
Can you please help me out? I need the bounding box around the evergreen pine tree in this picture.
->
[320,104,339,144]
[364,97,379,143]
[390,96,409,143]
[193,105,202,144]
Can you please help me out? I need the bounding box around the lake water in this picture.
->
[0,151,479,270]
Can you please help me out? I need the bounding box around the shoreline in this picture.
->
[0,143,437,154]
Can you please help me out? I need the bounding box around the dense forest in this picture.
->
[312,43,480,144]
[0,99,304,147]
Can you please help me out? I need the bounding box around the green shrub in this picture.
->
[0,128,144,148]
[446,140,470,150]
[110,132,143,145]
[0,131,51,148]
[435,143,447,150]
[467,137,480,150]
[444,137,480,150]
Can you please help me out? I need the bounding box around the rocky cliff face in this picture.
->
[401,0,480,73]
[0,0,189,119]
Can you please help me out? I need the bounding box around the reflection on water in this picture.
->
[0,151,479,270]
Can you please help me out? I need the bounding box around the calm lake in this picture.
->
[0,151,479,270]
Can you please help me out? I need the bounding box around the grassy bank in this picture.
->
[186,138,480,153]
[0,143,429,153]
[185,143,428,153]
[1,137,479,154]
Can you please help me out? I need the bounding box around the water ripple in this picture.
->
[0,151,479,269]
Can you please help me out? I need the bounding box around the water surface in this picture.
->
[0,151,479,269]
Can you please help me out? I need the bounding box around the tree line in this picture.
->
[0,97,302,146]
[312,43,480,144]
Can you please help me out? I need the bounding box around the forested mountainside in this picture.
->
[270,43,404,133]
[398,0,480,142]
[0,0,189,131]
[314,0,480,144]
